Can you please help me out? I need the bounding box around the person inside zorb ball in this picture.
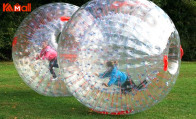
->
[58,0,183,115]
[94,60,147,94]
[36,41,59,79]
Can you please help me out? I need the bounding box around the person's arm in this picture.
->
[40,49,45,57]
[102,69,118,87]
[99,71,110,78]
[36,49,44,60]
[41,49,50,60]
[107,73,117,87]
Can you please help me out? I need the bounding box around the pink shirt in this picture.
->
[39,46,57,61]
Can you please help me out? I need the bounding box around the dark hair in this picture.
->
[106,60,118,68]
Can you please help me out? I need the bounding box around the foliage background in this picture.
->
[0,0,195,61]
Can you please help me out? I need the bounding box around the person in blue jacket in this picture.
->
[94,61,147,93]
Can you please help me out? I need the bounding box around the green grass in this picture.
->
[0,62,195,119]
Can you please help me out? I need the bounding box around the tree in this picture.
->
[0,0,195,61]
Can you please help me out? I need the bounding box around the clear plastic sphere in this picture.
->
[12,3,79,96]
[58,0,181,115]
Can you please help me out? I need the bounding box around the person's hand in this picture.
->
[94,72,99,77]
[102,83,109,87]
[36,54,40,60]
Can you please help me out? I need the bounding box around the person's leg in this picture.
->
[53,58,59,68]
[121,80,130,89]
[121,80,130,94]
[121,77,137,93]
[136,80,148,90]
[49,60,57,78]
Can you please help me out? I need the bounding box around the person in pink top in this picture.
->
[36,41,59,79]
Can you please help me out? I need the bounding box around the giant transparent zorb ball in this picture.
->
[58,0,181,115]
[12,3,79,96]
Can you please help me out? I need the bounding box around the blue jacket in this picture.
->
[99,66,127,87]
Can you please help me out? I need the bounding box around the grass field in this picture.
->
[0,62,195,119]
